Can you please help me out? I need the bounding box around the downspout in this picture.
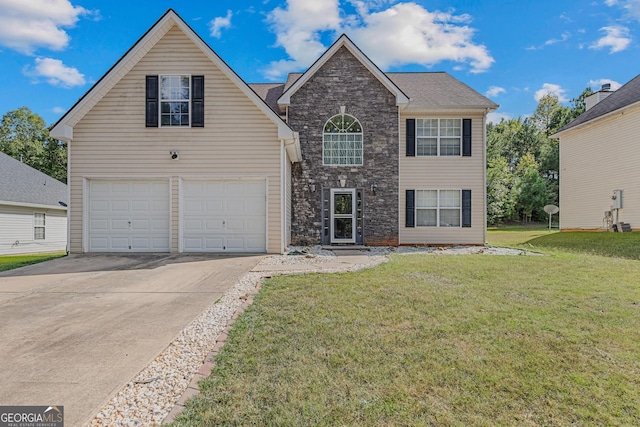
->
[280,140,286,254]
[483,109,488,246]
[66,138,71,254]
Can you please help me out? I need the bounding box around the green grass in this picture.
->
[488,226,640,260]
[172,247,640,426]
[0,251,66,272]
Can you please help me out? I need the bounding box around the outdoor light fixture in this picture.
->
[371,183,378,194]
[308,183,316,192]
[170,151,179,160]
[339,179,346,188]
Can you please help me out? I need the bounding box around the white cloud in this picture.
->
[604,0,640,21]
[534,83,569,103]
[588,78,622,91]
[52,106,66,114]
[25,57,85,87]
[209,10,233,38]
[485,86,506,98]
[487,111,512,124]
[0,0,90,54]
[347,3,493,72]
[544,31,571,46]
[589,25,631,53]
[265,0,342,79]
[264,0,493,79]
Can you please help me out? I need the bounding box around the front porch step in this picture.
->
[322,245,370,251]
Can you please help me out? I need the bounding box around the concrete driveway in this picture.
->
[0,253,262,427]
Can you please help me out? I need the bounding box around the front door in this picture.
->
[330,189,356,244]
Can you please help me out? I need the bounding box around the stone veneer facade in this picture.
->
[288,46,399,246]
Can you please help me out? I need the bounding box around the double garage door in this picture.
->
[88,179,266,252]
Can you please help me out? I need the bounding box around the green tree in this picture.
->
[487,156,515,224]
[0,107,66,182]
[514,153,549,222]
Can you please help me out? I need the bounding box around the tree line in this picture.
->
[487,87,593,224]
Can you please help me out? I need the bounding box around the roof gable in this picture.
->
[278,34,409,107]
[50,9,298,156]
[554,73,640,136]
[0,152,67,209]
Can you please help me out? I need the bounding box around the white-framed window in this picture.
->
[160,75,190,127]
[323,113,363,165]
[416,190,461,227]
[34,213,46,240]
[416,118,461,156]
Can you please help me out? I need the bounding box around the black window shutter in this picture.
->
[462,119,472,156]
[191,75,204,127]
[462,189,472,227]
[145,75,158,127]
[406,119,415,157]
[406,190,415,227]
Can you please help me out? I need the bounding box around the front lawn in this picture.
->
[172,251,640,426]
[0,252,67,272]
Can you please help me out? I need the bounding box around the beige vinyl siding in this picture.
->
[69,25,284,253]
[0,205,67,255]
[399,112,486,245]
[559,104,640,230]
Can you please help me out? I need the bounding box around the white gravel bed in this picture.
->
[88,244,539,426]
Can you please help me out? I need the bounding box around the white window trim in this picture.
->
[159,74,192,128]
[34,212,46,240]
[415,118,462,157]
[323,113,364,166]
[415,189,462,227]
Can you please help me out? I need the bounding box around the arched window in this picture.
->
[323,113,363,165]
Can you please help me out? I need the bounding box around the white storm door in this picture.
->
[88,179,170,252]
[182,180,266,252]
[330,188,356,244]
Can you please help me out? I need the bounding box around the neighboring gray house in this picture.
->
[50,10,496,254]
[0,152,68,255]
[553,75,640,230]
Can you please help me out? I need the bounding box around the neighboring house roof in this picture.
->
[278,34,410,108]
[387,72,498,111]
[50,9,300,161]
[0,152,67,210]
[554,73,640,136]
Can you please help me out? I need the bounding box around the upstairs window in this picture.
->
[323,113,363,166]
[146,75,204,128]
[34,213,45,240]
[160,75,190,127]
[416,118,461,156]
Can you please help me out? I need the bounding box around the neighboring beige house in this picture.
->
[51,9,496,253]
[553,75,640,231]
[0,152,68,255]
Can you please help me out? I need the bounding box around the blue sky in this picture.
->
[1,0,639,126]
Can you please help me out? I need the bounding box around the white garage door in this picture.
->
[182,180,266,252]
[88,180,170,252]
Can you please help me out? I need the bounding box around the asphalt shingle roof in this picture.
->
[555,73,640,134]
[387,72,498,109]
[250,71,497,111]
[0,152,67,208]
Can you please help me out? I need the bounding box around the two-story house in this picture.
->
[51,9,497,253]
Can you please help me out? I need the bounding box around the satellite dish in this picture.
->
[544,205,559,231]
[544,205,559,215]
